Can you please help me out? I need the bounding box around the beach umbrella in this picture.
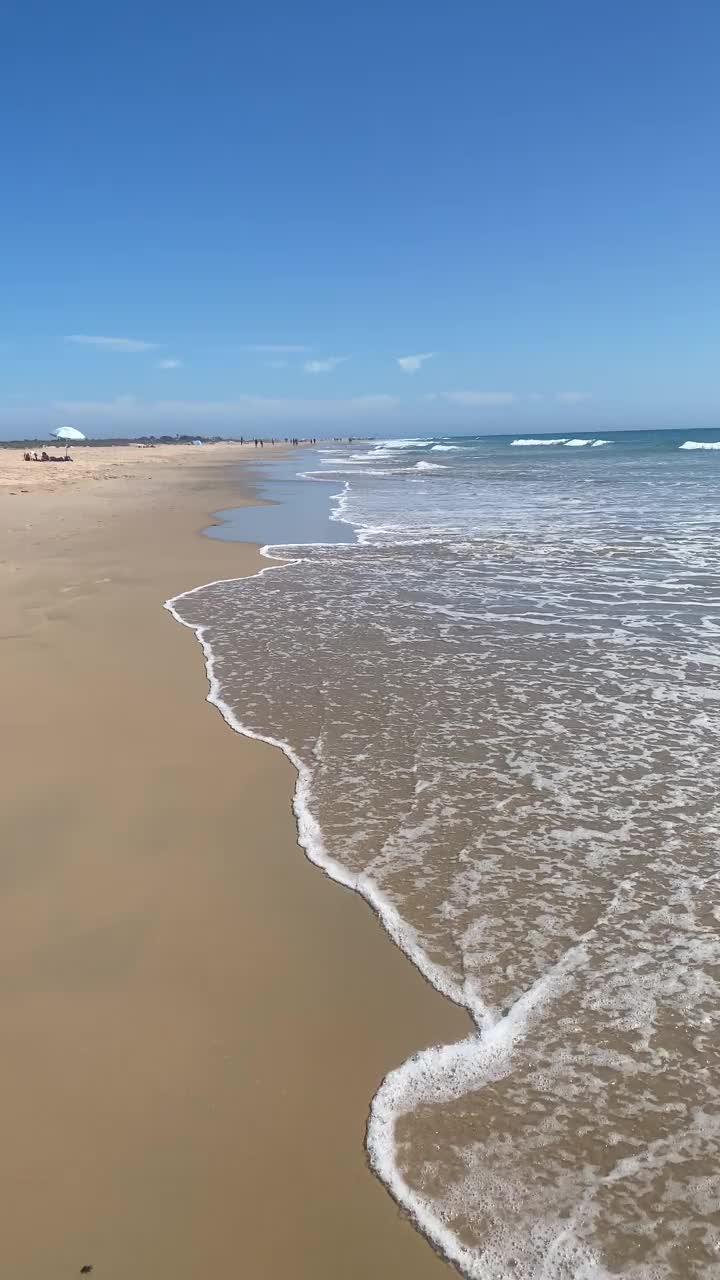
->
[52,426,86,456]
[52,426,86,442]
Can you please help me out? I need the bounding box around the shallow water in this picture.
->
[168,429,720,1278]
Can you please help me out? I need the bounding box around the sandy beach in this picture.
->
[0,439,283,494]
[0,444,468,1279]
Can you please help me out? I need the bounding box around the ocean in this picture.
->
[167,428,720,1278]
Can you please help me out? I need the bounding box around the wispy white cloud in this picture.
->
[157,358,182,369]
[397,352,434,374]
[556,391,592,403]
[243,343,310,353]
[440,391,516,407]
[65,334,159,352]
[303,356,348,375]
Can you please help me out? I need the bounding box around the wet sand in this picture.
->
[0,447,469,1279]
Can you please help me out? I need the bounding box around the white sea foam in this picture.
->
[315,467,401,478]
[376,437,431,450]
[680,440,720,450]
[331,457,385,465]
[510,437,569,446]
[506,435,610,450]
[431,444,461,451]
[414,460,447,471]
[166,437,720,1277]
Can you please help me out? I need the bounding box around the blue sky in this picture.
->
[2,0,719,437]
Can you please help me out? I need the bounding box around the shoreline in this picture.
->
[0,447,469,1278]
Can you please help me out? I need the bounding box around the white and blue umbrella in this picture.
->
[52,426,86,455]
[52,426,86,442]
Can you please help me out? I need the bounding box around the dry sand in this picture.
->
[0,439,283,494]
[0,445,469,1278]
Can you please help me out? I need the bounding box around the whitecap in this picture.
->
[510,438,569,447]
[378,437,432,450]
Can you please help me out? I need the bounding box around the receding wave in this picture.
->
[168,439,720,1278]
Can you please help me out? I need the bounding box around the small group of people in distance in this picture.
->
[23,450,72,463]
[237,437,320,447]
[238,437,360,447]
